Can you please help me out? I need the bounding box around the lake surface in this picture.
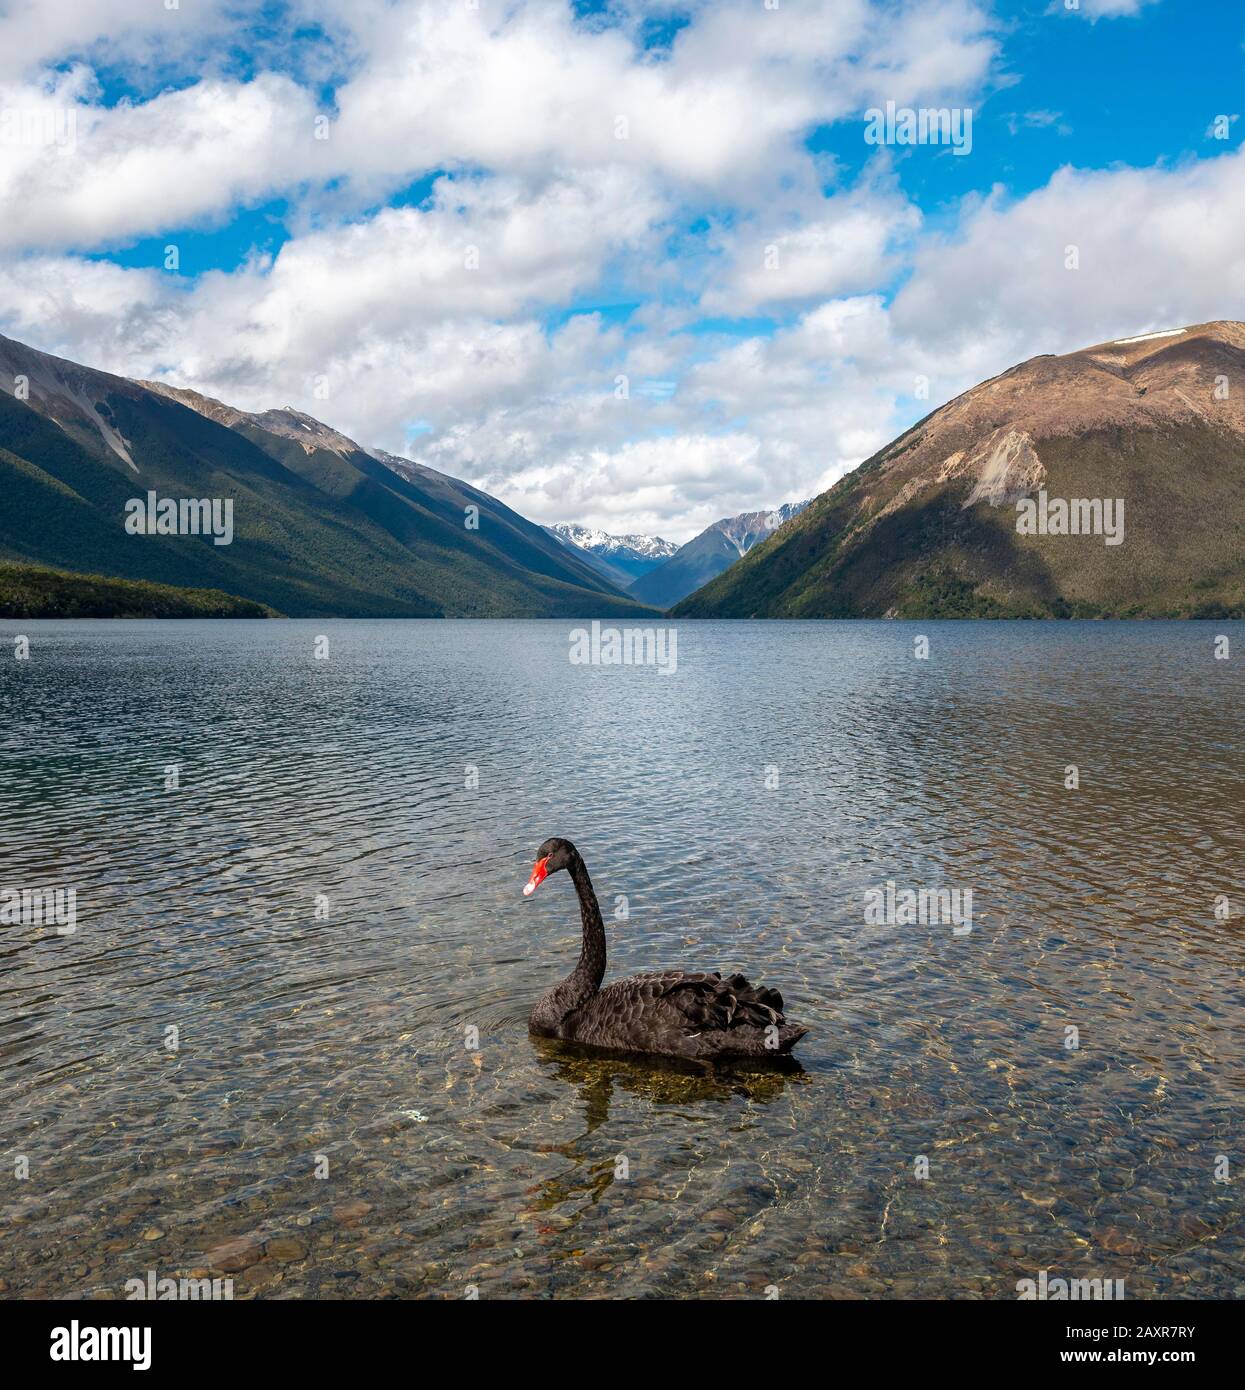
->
[1,619,1242,1300]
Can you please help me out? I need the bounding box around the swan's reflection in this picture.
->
[530,1039,800,1134]
[522,1037,807,1216]
[531,1035,805,1125]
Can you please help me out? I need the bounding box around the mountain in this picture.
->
[0,333,654,618]
[676,322,1245,619]
[628,501,810,609]
[543,522,677,588]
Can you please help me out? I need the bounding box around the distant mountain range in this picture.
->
[676,322,1245,619]
[13,322,1236,623]
[543,523,677,589]
[629,501,810,609]
[0,333,655,618]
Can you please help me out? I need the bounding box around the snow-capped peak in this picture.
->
[546,523,677,561]
[714,500,811,555]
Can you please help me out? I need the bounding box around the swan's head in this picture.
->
[523,837,576,896]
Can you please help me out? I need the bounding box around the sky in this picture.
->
[0,0,1242,543]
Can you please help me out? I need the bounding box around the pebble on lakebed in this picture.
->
[204,1236,264,1273]
[265,1238,308,1262]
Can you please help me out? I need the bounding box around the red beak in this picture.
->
[523,856,550,897]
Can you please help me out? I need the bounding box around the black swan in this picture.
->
[522,838,808,1061]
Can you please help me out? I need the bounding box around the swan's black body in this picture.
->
[524,838,808,1061]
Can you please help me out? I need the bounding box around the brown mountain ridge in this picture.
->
[676,321,1245,619]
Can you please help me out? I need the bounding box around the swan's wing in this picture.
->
[658,972,736,1030]
[603,967,789,1034]
[577,971,804,1054]
[657,971,787,1031]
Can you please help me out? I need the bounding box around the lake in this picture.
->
[1,619,1242,1299]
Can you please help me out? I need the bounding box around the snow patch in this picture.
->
[1111,329,1185,346]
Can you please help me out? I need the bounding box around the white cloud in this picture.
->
[891,145,1245,364]
[1060,0,1161,19]
[417,295,909,540]
[0,0,1000,251]
[702,182,922,314]
[1005,109,1068,136]
[0,166,656,431]
[0,70,320,252]
[0,0,235,80]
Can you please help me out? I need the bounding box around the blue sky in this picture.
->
[0,0,1241,540]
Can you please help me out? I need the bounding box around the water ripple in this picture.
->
[0,618,1242,1299]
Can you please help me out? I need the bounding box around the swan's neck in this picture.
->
[531,851,606,1034]
[567,852,606,996]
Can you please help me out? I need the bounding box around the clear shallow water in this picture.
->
[0,618,1242,1300]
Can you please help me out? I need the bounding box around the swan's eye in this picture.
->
[523,856,550,896]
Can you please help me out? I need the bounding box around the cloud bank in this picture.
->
[1,0,1234,542]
